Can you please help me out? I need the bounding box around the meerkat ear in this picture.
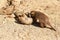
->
[31,11,35,14]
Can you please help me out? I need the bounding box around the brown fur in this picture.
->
[30,11,56,31]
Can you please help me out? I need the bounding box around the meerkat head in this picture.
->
[30,11,36,17]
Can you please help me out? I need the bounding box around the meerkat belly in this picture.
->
[18,17,33,25]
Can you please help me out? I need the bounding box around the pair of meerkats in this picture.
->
[14,11,56,31]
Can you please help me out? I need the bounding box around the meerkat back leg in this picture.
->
[40,22,45,28]
[43,23,47,27]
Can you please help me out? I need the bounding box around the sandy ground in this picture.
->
[0,0,60,40]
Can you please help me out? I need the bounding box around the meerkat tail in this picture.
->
[47,21,56,31]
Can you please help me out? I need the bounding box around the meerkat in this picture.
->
[14,12,33,25]
[30,11,56,31]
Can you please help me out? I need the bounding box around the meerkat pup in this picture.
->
[14,12,33,25]
[30,11,56,31]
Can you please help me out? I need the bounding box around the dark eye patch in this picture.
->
[18,15,22,17]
